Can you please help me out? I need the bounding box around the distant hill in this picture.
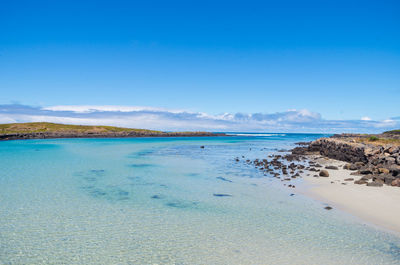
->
[383,129,400,135]
[0,122,223,140]
[0,122,160,134]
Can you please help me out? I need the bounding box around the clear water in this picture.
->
[0,134,399,265]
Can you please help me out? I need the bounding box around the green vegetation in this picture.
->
[368,136,379,141]
[0,122,218,140]
[355,135,400,146]
[0,122,160,135]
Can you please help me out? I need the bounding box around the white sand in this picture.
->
[299,156,400,235]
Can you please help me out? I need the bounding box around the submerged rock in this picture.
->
[213,193,232,197]
[216,176,233,183]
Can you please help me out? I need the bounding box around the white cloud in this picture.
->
[0,104,398,133]
[361,116,372,121]
[374,119,397,128]
[0,115,17,124]
[42,105,185,114]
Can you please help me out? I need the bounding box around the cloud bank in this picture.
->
[0,104,398,133]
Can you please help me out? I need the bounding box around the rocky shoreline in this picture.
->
[236,133,400,189]
[302,136,400,187]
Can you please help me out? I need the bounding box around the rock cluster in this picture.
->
[303,137,400,187]
[308,138,368,163]
[236,152,320,190]
[240,133,400,188]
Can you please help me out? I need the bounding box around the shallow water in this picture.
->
[0,134,399,264]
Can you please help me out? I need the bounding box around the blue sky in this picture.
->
[0,0,399,132]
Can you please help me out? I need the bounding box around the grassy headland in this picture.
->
[0,122,159,134]
[332,129,400,146]
[0,122,223,140]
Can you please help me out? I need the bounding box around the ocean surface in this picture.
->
[1,134,400,264]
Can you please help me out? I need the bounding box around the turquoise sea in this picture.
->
[1,134,400,264]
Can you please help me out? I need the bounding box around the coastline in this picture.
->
[3,124,400,236]
[298,156,400,236]
[0,122,226,141]
[0,132,226,141]
[244,132,400,236]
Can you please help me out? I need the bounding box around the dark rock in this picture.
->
[354,162,365,168]
[390,166,400,176]
[216,177,233,183]
[291,146,307,155]
[343,163,351,170]
[200,146,205,149]
[360,175,373,180]
[360,169,372,175]
[354,179,367,185]
[392,179,400,187]
[213,193,232,197]
[373,178,384,184]
[295,142,310,146]
[366,181,383,187]
[325,165,339,170]
[324,206,333,210]
[344,178,354,181]
[319,170,329,177]
[384,176,396,185]
[349,164,359,170]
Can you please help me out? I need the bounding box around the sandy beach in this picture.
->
[300,156,400,235]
